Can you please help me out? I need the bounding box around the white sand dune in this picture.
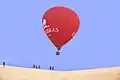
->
[0,65,120,80]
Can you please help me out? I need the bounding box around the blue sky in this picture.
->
[0,0,120,71]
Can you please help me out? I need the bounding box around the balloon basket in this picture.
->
[56,51,60,55]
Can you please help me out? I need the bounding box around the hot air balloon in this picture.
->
[42,6,80,55]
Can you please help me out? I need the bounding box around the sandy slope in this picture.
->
[0,66,120,80]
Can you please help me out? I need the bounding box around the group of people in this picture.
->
[49,66,54,70]
[33,64,40,69]
[1,62,55,70]
[32,64,55,70]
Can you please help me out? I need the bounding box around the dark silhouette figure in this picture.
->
[33,64,35,68]
[52,66,54,70]
[49,66,51,70]
[36,65,38,69]
[3,62,5,68]
[38,65,40,69]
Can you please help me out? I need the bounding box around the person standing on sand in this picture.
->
[52,66,54,70]
[36,65,38,69]
[33,64,35,68]
[38,65,40,69]
[49,66,51,70]
[3,62,5,68]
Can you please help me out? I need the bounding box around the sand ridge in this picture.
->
[0,66,120,80]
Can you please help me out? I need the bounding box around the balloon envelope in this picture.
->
[42,6,80,50]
